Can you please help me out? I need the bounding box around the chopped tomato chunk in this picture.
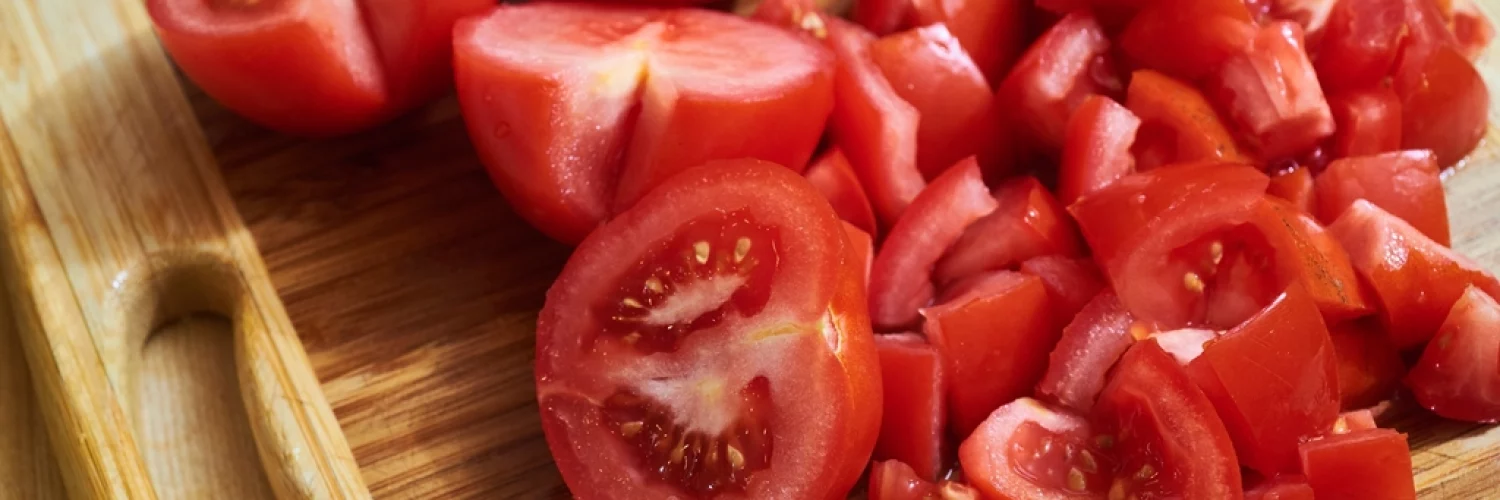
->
[1327,87,1404,159]
[1315,150,1449,245]
[1405,285,1500,423]
[1213,22,1334,161]
[1267,166,1316,215]
[1126,71,1247,169]
[1298,429,1416,500]
[997,12,1115,150]
[827,18,925,225]
[1059,94,1140,206]
[935,177,1083,285]
[805,148,880,237]
[873,334,948,480]
[1329,319,1405,410]
[1314,0,1406,92]
[1120,0,1256,81]
[870,23,1002,179]
[1037,291,1138,412]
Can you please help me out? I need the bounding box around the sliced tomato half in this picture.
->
[1405,285,1500,423]
[827,17,926,225]
[1058,94,1140,206]
[997,12,1115,150]
[805,148,880,237]
[873,333,947,480]
[935,176,1083,285]
[535,160,880,498]
[1037,291,1138,412]
[1315,150,1449,245]
[1298,429,1416,500]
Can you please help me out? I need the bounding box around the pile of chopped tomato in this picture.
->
[150,0,1498,498]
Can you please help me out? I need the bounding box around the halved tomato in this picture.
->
[1021,256,1107,328]
[1245,474,1316,500]
[535,160,880,498]
[935,176,1082,285]
[959,398,1108,499]
[1186,285,1341,475]
[1126,71,1248,170]
[1329,200,1500,349]
[806,148,880,237]
[1405,285,1500,423]
[827,17,926,225]
[873,334,947,480]
[1058,94,1140,206]
[1327,87,1404,159]
[868,158,995,330]
[870,23,1002,179]
[997,12,1116,150]
[1213,21,1335,161]
[455,4,834,244]
[1329,319,1406,410]
[1298,428,1416,500]
[922,272,1056,435]
[1314,0,1406,92]
[1119,0,1256,81]
[907,0,1029,84]
[1037,291,1138,412]
[148,0,492,136]
[1315,150,1449,245]
[1267,166,1316,215]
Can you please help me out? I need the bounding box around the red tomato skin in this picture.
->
[1249,199,1374,322]
[1329,200,1500,350]
[1037,291,1137,412]
[1329,319,1406,410]
[854,0,911,35]
[1058,95,1140,206]
[1298,429,1416,500]
[997,12,1114,150]
[1393,0,1461,94]
[147,0,389,136]
[869,158,996,330]
[1119,0,1257,81]
[1327,87,1404,158]
[1021,255,1107,327]
[1213,22,1335,161]
[1126,71,1248,169]
[870,23,1002,179]
[934,177,1083,285]
[359,0,494,111]
[1187,286,1341,475]
[828,18,925,225]
[1267,166,1316,215]
[1451,1,1496,60]
[959,398,1095,500]
[923,272,1057,435]
[1315,150,1449,245]
[536,160,879,499]
[1405,286,1500,423]
[908,0,1029,84]
[1093,340,1245,499]
[843,221,875,290]
[806,148,880,237]
[1396,47,1490,168]
[873,334,947,480]
[1314,0,1406,92]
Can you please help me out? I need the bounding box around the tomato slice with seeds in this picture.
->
[828,17,926,225]
[1037,291,1138,412]
[806,148,880,237]
[1058,94,1140,206]
[1126,71,1248,169]
[934,176,1082,286]
[997,12,1115,150]
[1405,285,1500,423]
[960,398,1109,500]
[1298,428,1416,500]
[1329,319,1406,410]
[535,160,880,498]
[873,334,947,481]
[1327,87,1404,159]
[1316,150,1449,245]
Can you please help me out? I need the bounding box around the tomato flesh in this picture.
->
[1213,21,1334,161]
[1021,255,1107,329]
[997,12,1116,150]
[1316,150,1449,245]
[1405,285,1500,423]
[1327,87,1404,159]
[873,334,947,480]
[1329,319,1406,410]
[935,176,1082,285]
[1120,0,1256,81]
[870,460,981,500]
[805,148,880,237]
[1058,95,1140,206]
[960,398,1105,500]
[1126,71,1247,169]
[908,0,1029,84]
[1267,166,1316,215]
[1314,0,1406,92]
[1298,429,1416,500]
[1037,291,1138,412]
[870,23,1002,179]
[1395,46,1489,168]
[828,18,926,225]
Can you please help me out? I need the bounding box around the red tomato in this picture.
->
[148,0,492,136]
[843,221,875,290]
[1021,256,1107,327]
[1450,1,1496,60]
[1329,319,1406,410]
[869,158,996,329]
[873,334,947,480]
[997,12,1115,150]
[455,4,834,244]
[1186,285,1341,475]
[854,0,911,35]
[1058,95,1141,206]
[827,18,926,225]
[1245,474,1316,500]
[1298,429,1416,500]
[1315,150,1449,245]
[1405,285,1500,423]
[1037,291,1138,412]
[1396,46,1490,168]
[806,148,880,237]
[1327,87,1404,158]
[922,272,1056,435]
[1314,0,1406,92]
[908,0,1029,84]
[1329,200,1500,349]
[1267,166,1316,215]
[959,398,1109,499]
[870,23,1003,179]
[1213,22,1335,161]
[935,177,1083,285]
[535,160,880,498]
[1093,340,1245,499]
[1127,71,1248,169]
[1119,0,1256,81]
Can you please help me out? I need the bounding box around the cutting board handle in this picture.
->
[0,1,369,499]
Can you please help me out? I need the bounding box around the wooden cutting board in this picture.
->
[2,0,1499,498]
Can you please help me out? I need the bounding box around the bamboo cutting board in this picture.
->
[2,0,1500,499]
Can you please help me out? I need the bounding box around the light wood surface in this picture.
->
[1,0,1498,498]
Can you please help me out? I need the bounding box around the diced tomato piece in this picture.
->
[873,334,947,480]
[908,0,1029,84]
[923,272,1056,435]
[827,18,926,224]
[1093,340,1245,499]
[1213,22,1334,161]
[1245,474,1316,500]
[1058,95,1140,206]
[997,12,1115,149]
[935,177,1083,285]
[1332,409,1380,433]
[843,221,875,289]
[854,0,911,35]
[1329,319,1406,410]
[1021,256,1107,327]
[1314,0,1406,92]
[1246,199,1374,322]
[1451,1,1496,60]
[1267,166,1316,215]
[806,148,880,237]
[1298,429,1416,500]
[1406,285,1500,423]
[1187,285,1341,475]
[1396,46,1490,168]
[869,158,996,329]
[870,23,1002,179]
[1328,86,1404,158]
[1316,150,1449,245]
[1153,327,1220,365]
[1393,0,1461,94]
[1127,71,1247,169]
[960,398,1106,499]
[1038,291,1138,412]
[1119,0,1256,81]
[1329,200,1500,349]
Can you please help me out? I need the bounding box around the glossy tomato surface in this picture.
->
[1058,95,1140,206]
[873,334,947,480]
[1396,46,1489,168]
[535,160,879,498]
[1120,0,1256,81]
[1267,166,1316,215]
[997,12,1115,150]
[907,0,1028,84]
[1314,0,1406,92]
[828,17,925,225]
[1037,291,1137,412]
[935,176,1082,285]
[1127,71,1247,169]
[1327,87,1404,159]
[1329,319,1406,410]
[870,23,1001,179]
[1298,429,1416,500]
[1316,150,1448,245]
[1213,21,1334,161]
[1406,285,1500,423]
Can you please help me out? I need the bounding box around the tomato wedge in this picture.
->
[1405,285,1500,423]
[1315,150,1449,245]
[1298,429,1416,500]
[535,160,880,498]
[455,4,834,244]
[997,12,1116,150]
[1127,71,1248,169]
[1214,21,1335,161]
[805,148,880,237]
[828,17,926,225]
[873,334,947,480]
[870,23,1002,179]
[907,0,1029,84]
[1314,0,1406,92]
[960,398,1106,500]
[935,176,1083,285]
[1327,87,1404,159]
[1037,291,1138,412]
[1058,95,1140,206]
